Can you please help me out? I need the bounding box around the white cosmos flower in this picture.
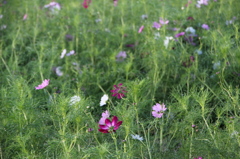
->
[66,50,75,56]
[164,36,173,48]
[44,2,61,14]
[56,66,63,76]
[100,94,109,106]
[185,27,196,35]
[131,134,144,141]
[60,49,67,59]
[69,95,81,106]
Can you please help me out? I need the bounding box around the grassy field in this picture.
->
[0,0,240,158]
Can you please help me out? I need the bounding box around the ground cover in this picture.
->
[0,0,240,158]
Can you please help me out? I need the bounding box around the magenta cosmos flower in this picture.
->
[152,103,167,118]
[110,83,127,99]
[35,79,50,90]
[82,0,91,8]
[98,116,123,133]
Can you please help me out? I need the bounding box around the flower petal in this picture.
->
[113,121,123,130]
[105,118,112,127]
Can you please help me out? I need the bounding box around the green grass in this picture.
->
[0,0,240,158]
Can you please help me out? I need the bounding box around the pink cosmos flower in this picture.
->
[44,2,61,13]
[99,110,110,125]
[116,51,127,61]
[23,14,28,20]
[152,22,161,29]
[35,79,50,90]
[113,0,118,6]
[138,25,144,33]
[110,83,127,99]
[196,0,209,8]
[202,24,209,30]
[98,116,123,133]
[159,18,169,25]
[152,103,167,118]
[194,157,203,159]
[82,0,91,8]
[175,32,185,38]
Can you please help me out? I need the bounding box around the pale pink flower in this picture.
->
[202,24,210,30]
[99,110,110,125]
[152,103,167,118]
[35,79,50,90]
[116,51,127,61]
[196,0,209,8]
[159,18,169,25]
[23,14,28,20]
[44,2,61,14]
[113,0,118,6]
[138,25,144,33]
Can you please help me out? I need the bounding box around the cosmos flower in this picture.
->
[159,18,169,25]
[116,51,127,61]
[66,50,75,56]
[35,79,50,90]
[164,36,173,48]
[152,22,161,29]
[23,14,28,20]
[131,134,144,141]
[60,49,67,59]
[138,25,144,33]
[185,27,196,35]
[100,94,109,106]
[82,0,91,8]
[110,83,127,99]
[152,103,167,118]
[69,95,81,106]
[196,0,209,8]
[55,66,63,76]
[44,2,61,14]
[113,0,118,7]
[98,116,123,133]
[202,24,210,30]
[175,32,185,38]
[99,110,110,125]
